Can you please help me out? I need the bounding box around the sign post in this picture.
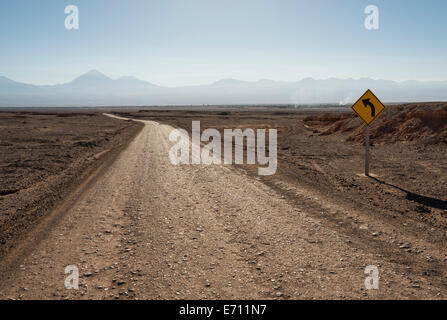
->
[351,89,385,176]
[365,126,370,176]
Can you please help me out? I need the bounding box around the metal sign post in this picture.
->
[365,125,370,176]
[351,89,386,177]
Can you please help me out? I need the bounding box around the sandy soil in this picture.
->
[0,108,445,300]
[0,111,143,258]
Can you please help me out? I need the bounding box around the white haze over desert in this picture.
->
[1,70,447,106]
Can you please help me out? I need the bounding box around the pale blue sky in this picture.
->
[0,0,445,86]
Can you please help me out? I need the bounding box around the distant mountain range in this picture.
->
[1,70,447,106]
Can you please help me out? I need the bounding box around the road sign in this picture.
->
[351,89,386,176]
[351,89,385,125]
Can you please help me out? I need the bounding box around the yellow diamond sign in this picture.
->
[351,89,386,125]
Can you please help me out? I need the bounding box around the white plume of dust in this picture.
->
[339,95,353,106]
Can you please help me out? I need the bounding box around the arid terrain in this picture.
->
[0,104,445,300]
[0,111,143,258]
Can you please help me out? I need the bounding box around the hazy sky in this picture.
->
[0,0,446,86]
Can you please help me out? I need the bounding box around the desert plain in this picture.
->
[0,103,445,299]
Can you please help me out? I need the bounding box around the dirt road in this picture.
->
[0,116,445,300]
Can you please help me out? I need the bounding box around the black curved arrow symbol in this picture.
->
[362,98,375,117]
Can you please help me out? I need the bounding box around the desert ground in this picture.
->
[0,104,445,300]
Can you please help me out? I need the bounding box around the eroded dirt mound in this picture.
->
[303,103,447,144]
